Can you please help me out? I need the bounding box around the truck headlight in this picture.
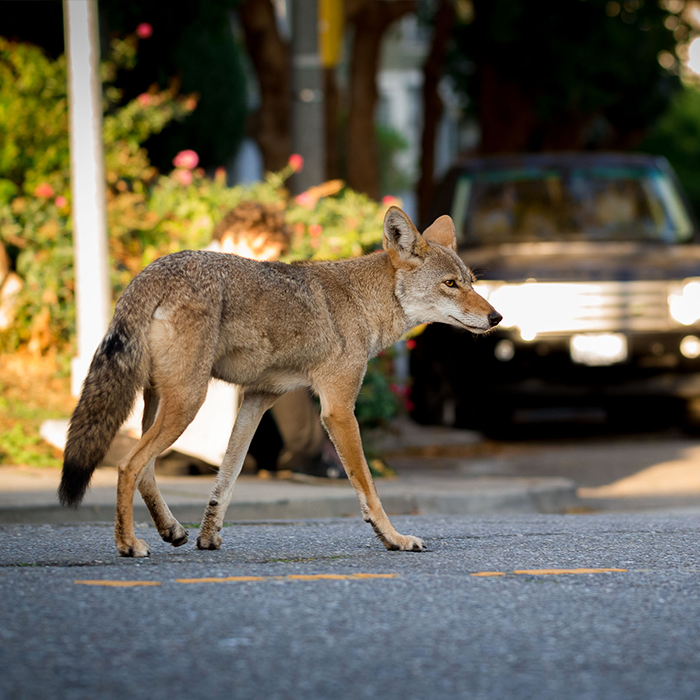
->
[669,280,700,326]
[681,335,700,359]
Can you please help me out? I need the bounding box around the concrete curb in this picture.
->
[0,470,579,524]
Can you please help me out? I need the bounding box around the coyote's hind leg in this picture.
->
[136,386,188,547]
[116,383,208,558]
[197,391,277,550]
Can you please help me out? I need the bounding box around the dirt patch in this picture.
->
[0,350,74,468]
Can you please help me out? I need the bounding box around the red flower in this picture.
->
[405,339,416,350]
[382,195,398,206]
[136,23,153,39]
[288,153,304,173]
[137,93,152,106]
[54,195,68,208]
[172,149,199,170]
[34,183,54,198]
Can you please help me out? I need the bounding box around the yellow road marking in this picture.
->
[471,568,628,577]
[74,569,628,587]
[512,568,628,576]
[74,580,161,587]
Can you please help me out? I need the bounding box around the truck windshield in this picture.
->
[454,166,694,245]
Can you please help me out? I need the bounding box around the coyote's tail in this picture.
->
[58,315,148,508]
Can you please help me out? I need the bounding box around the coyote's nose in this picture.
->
[488,311,502,327]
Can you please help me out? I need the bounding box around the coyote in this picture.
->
[59,207,501,557]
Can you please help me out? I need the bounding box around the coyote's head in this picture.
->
[383,207,502,334]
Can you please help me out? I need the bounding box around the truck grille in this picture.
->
[480,280,677,336]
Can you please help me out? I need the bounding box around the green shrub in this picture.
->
[0,36,403,428]
[640,85,700,218]
[0,34,194,350]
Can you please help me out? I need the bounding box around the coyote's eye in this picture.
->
[444,279,457,288]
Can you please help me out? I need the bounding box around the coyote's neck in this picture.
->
[320,252,410,358]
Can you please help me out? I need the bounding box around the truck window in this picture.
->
[455,165,694,245]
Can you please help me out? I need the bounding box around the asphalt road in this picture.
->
[2,513,699,700]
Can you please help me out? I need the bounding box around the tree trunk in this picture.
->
[238,0,291,172]
[346,0,415,200]
[417,0,456,224]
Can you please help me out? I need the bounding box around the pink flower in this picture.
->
[288,153,304,173]
[174,169,193,186]
[295,192,315,210]
[308,224,322,238]
[172,149,199,170]
[137,93,152,106]
[136,23,153,39]
[34,183,54,198]
[382,195,398,206]
[54,195,67,208]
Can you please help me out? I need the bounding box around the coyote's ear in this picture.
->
[383,206,428,263]
[423,215,457,251]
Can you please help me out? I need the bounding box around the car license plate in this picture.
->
[570,333,628,366]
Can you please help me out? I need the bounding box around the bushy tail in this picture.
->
[58,317,148,508]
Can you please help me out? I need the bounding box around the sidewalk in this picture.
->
[0,420,579,524]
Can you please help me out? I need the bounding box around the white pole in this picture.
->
[63,0,111,397]
[291,0,325,193]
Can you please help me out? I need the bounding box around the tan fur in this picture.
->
[59,207,501,557]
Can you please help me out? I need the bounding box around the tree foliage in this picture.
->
[98,0,248,172]
[0,0,249,173]
[640,85,700,217]
[448,0,683,152]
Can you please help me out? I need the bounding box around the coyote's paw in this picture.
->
[117,538,151,558]
[385,534,426,552]
[195,532,222,551]
[160,522,188,547]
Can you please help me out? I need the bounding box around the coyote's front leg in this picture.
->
[319,385,425,552]
[197,392,277,550]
